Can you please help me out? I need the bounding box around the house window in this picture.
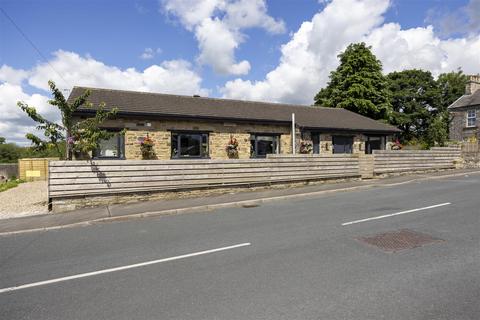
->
[332,135,353,154]
[250,134,280,158]
[171,132,209,158]
[365,135,385,154]
[467,110,476,127]
[93,131,125,159]
[312,133,320,154]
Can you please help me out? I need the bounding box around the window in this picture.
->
[171,132,209,158]
[93,132,125,159]
[312,133,320,154]
[250,134,280,158]
[332,136,353,154]
[365,135,385,154]
[467,110,476,127]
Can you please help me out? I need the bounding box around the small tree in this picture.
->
[314,42,392,120]
[18,81,118,160]
[0,137,5,144]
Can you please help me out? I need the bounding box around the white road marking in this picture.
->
[341,202,451,226]
[0,242,251,294]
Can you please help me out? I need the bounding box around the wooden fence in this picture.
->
[373,147,461,174]
[19,158,58,181]
[461,142,480,168]
[48,155,360,198]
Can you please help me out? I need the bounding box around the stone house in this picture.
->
[449,75,480,142]
[69,87,400,160]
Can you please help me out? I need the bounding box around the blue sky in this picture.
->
[1,0,479,144]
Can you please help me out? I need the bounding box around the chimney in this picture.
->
[466,74,480,95]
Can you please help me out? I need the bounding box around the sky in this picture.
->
[1,0,479,145]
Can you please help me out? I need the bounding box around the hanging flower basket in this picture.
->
[225,136,239,158]
[391,139,402,150]
[299,140,313,154]
[139,134,156,159]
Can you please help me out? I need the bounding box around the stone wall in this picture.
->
[0,163,18,180]
[100,117,291,160]
[449,107,479,142]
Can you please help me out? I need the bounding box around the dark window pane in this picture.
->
[251,134,279,158]
[333,136,353,154]
[171,132,209,158]
[171,133,178,157]
[180,134,201,156]
[365,135,385,154]
[312,133,320,154]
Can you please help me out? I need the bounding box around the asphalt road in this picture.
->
[1,173,479,320]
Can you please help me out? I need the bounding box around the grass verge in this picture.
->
[0,179,25,192]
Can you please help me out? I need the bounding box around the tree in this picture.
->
[314,42,392,120]
[18,81,118,160]
[0,143,23,163]
[386,69,441,144]
[425,112,449,147]
[0,137,5,144]
[437,70,468,112]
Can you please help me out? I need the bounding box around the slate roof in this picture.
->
[448,90,480,109]
[69,86,400,134]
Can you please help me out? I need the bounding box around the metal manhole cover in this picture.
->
[357,229,443,252]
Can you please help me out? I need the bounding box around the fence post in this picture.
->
[358,154,374,179]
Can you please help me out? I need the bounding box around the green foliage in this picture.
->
[0,143,23,163]
[0,137,5,144]
[314,43,392,120]
[387,69,441,143]
[313,41,468,148]
[0,139,65,163]
[425,112,449,147]
[437,70,468,112]
[17,81,118,160]
[0,179,25,193]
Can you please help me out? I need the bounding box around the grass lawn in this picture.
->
[0,179,25,192]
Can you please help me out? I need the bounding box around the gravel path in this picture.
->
[0,181,49,219]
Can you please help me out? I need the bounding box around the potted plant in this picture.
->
[226,135,239,158]
[139,134,156,159]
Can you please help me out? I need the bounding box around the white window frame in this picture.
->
[467,110,477,127]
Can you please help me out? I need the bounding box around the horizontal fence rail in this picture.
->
[48,155,360,198]
[373,148,461,174]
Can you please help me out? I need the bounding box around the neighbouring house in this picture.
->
[69,87,400,160]
[449,75,480,142]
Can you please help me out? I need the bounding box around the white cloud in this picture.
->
[221,0,480,105]
[161,0,285,75]
[28,50,207,96]
[365,24,480,75]
[0,82,57,145]
[0,50,208,144]
[426,0,480,37]
[140,47,163,59]
[0,65,29,85]
[195,18,251,75]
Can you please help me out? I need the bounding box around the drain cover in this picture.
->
[241,203,260,208]
[358,229,443,252]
